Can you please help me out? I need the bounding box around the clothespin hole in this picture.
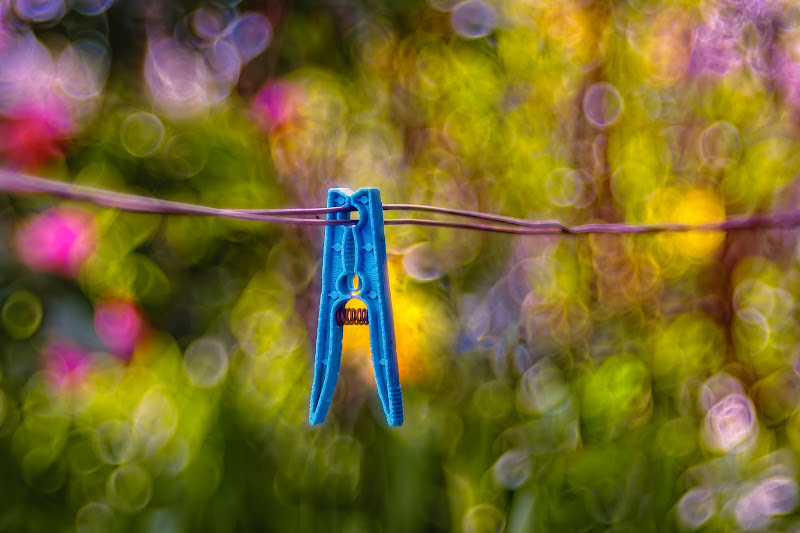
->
[350,274,362,295]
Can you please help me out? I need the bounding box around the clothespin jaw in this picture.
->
[309,188,404,426]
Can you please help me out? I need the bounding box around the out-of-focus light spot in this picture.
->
[76,501,115,533]
[583,82,623,128]
[94,419,135,464]
[643,10,692,84]
[540,2,590,58]
[67,0,114,15]
[133,389,177,448]
[582,356,652,427]
[393,286,446,385]
[0,98,72,170]
[517,359,569,414]
[463,504,505,533]
[734,278,776,321]
[57,39,110,100]
[733,308,771,355]
[669,188,726,260]
[699,373,744,412]
[677,487,715,529]
[2,290,42,340]
[492,449,531,489]
[402,242,443,281]
[15,207,95,277]
[94,298,145,358]
[106,464,152,513]
[21,446,66,492]
[451,0,496,39]
[120,112,164,157]
[785,406,800,453]
[226,12,272,62]
[757,477,798,515]
[700,121,741,167]
[43,341,91,392]
[150,437,190,476]
[703,393,757,453]
[251,80,305,133]
[204,38,241,90]
[755,369,800,424]
[184,337,228,388]
[736,477,799,529]
[771,51,800,109]
[611,163,660,214]
[12,0,66,23]
[689,23,741,77]
[142,508,182,533]
[129,254,171,306]
[545,168,596,208]
[631,85,662,119]
[237,310,304,358]
[266,239,317,291]
[145,39,211,118]
[416,45,456,97]
[460,295,490,346]
[341,279,441,387]
[473,380,512,419]
[190,6,234,40]
[768,288,793,324]
[164,134,207,178]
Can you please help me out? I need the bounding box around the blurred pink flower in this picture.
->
[0,98,72,170]
[251,80,305,133]
[699,373,744,412]
[44,340,91,392]
[94,299,146,358]
[688,0,775,78]
[15,207,95,277]
[769,51,800,109]
[736,476,799,529]
[703,393,757,453]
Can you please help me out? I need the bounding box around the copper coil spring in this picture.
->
[336,307,369,326]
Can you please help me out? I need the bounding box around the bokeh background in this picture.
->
[1,0,800,531]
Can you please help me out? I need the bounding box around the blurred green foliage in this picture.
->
[2,0,800,531]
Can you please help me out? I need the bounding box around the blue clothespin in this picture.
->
[310,188,403,426]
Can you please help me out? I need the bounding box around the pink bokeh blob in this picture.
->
[0,98,73,171]
[94,299,146,358]
[43,340,91,392]
[15,207,95,277]
[251,80,305,133]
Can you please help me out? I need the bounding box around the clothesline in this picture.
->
[0,169,797,235]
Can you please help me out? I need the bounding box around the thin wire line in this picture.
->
[385,204,800,233]
[385,204,566,229]
[0,169,351,226]
[1,169,799,234]
[385,212,800,234]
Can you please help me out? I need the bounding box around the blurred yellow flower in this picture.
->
[643,9,693,85]
[670,189,727,260]
[341,262,445,387]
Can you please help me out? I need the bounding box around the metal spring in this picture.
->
[336,307,369,326]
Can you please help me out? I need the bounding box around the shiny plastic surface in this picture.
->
[310,188,403,426]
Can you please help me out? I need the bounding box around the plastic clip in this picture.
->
[309,188,403,426]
